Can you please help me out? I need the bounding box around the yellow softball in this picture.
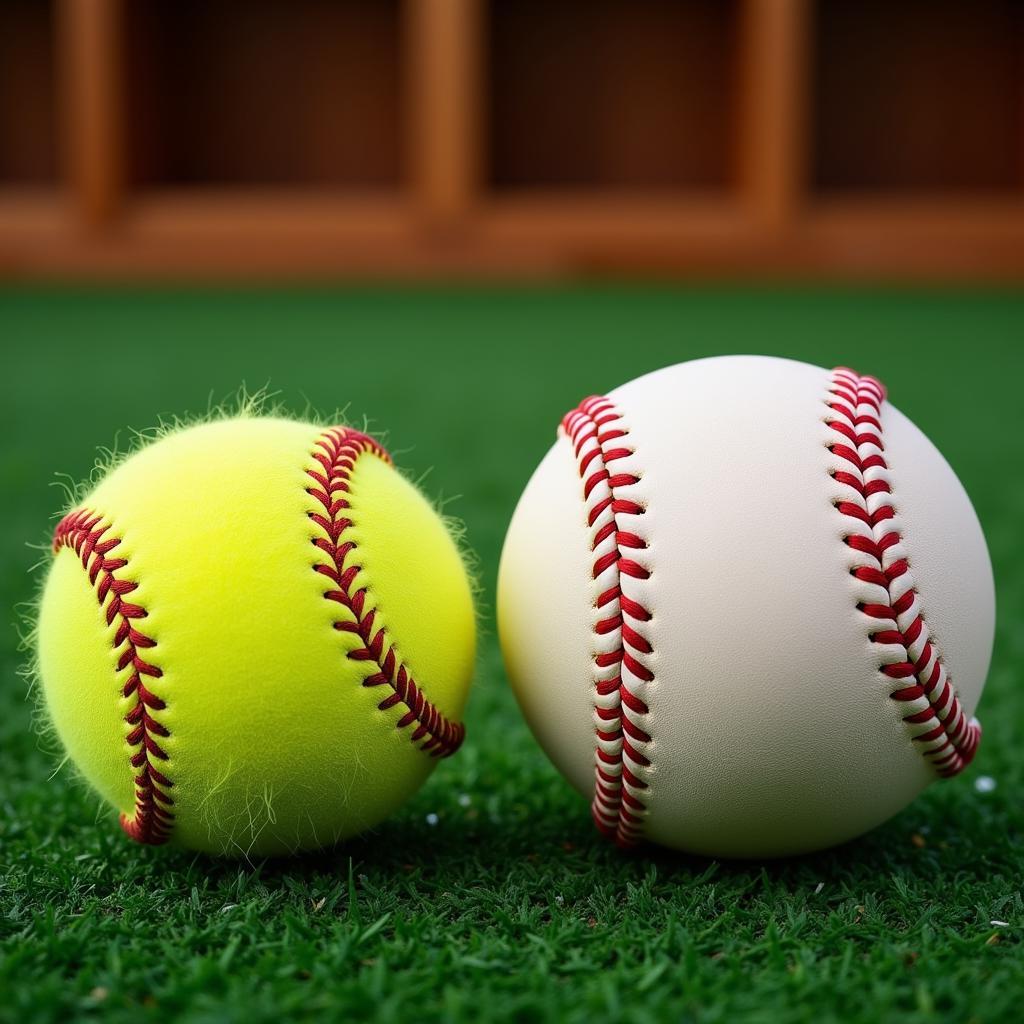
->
[36,416,476,856]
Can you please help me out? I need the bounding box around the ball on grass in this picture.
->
[36,415,476,856]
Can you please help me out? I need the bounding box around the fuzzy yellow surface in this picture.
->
[37,417,476,856]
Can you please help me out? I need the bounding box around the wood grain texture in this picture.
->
[1,0,1023,279]
[487,0,737,190]
[737,0,809,228]
[407,0,482,226]
[59,0,122,225]
[813,0,1024,192]
[0,0,58,184]
[123,0,402,187]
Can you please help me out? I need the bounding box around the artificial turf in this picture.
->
[1,286,1022,1024]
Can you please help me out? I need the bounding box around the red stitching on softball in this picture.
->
[52,510,172,845]
[307,427,465,758]
[562,397,654,847]
[825,368,981,777]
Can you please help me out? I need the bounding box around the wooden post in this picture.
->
[406,0,482,229]
[736,0,810,230]
[59,0,122,228]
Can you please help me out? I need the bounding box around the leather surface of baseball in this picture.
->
[498,355,994,857]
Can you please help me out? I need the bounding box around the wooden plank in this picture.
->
[0,0,59,183]
[3,192,1024,280]
[405,0,482,227]
[0,189,68,235]
[58,0,122,226]
[125,189,413,240]
[736,0,810,229]
[806,196,1024,237]
[479,194,749,246]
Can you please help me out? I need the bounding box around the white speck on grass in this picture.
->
[814,882,824,895]
[458,793,472,808]
[220,904,238,913]
[991,920,1009,927]
[556,895,565,905]
[426,813,439,826]
[975,775,997,793]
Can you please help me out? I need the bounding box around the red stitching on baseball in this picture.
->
[825,368,981,777]
[52,510,172,845]
[562,397,654,847]
[307,427,465,758]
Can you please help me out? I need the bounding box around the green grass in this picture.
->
[1,286,1022,1024]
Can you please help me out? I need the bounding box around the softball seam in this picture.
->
[307,427,465,758]
[53,509,173,845]
[825,367,981,776]
[561,397,655,847]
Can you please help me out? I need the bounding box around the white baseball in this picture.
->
[498,355,994,857]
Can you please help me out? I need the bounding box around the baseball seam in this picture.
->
[307,427,465,758]
[53,509,173,845]
[825,367,981,777]
[561,397,655,847]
